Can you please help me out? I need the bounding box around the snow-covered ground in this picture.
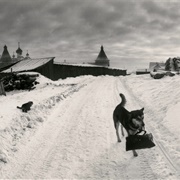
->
[0,73,180,179]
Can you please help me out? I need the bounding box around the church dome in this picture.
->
[16,42,22,55]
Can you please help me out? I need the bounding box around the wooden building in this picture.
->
[0,57,55,80]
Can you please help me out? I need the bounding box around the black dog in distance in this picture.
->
[17,101,33,113]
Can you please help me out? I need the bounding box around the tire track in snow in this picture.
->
[33,93,92,179]
[120,77,180,179]
[29,76,127,179]
[144,107,180,176]
[2,75,172,179]
[29,76,133,179]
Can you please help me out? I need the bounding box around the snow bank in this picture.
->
[0,72,180,179]
[0,73,94,164]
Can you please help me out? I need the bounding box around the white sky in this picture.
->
[1,0,180,71]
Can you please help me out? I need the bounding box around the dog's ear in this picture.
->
[141,108,144,112]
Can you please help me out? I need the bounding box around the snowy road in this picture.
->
[1,76,179,179]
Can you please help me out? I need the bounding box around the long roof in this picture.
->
[3,57,55,73]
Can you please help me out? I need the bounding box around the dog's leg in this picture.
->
[121,124,124,137]
[115,122,121,142]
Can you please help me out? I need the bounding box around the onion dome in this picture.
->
[16,42,22,55]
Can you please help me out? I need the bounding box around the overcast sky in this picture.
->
[1,0,180,71]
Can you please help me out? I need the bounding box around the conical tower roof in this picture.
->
[96,45,109,61]
[95,45,110,66]
[0,45,12,62]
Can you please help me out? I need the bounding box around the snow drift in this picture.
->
[0,73,179,179]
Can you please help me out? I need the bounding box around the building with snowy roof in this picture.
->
[1,57,55,80]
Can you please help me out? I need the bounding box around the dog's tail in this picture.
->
[119,93,126,107]
[17,106,21,109]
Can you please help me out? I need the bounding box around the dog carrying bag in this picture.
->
[126,133,155,151]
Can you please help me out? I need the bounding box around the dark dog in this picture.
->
[113,93,145,157]
[17,101,33,113]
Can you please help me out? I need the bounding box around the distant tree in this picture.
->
[174,58,179,71]
[165,58,171,71]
